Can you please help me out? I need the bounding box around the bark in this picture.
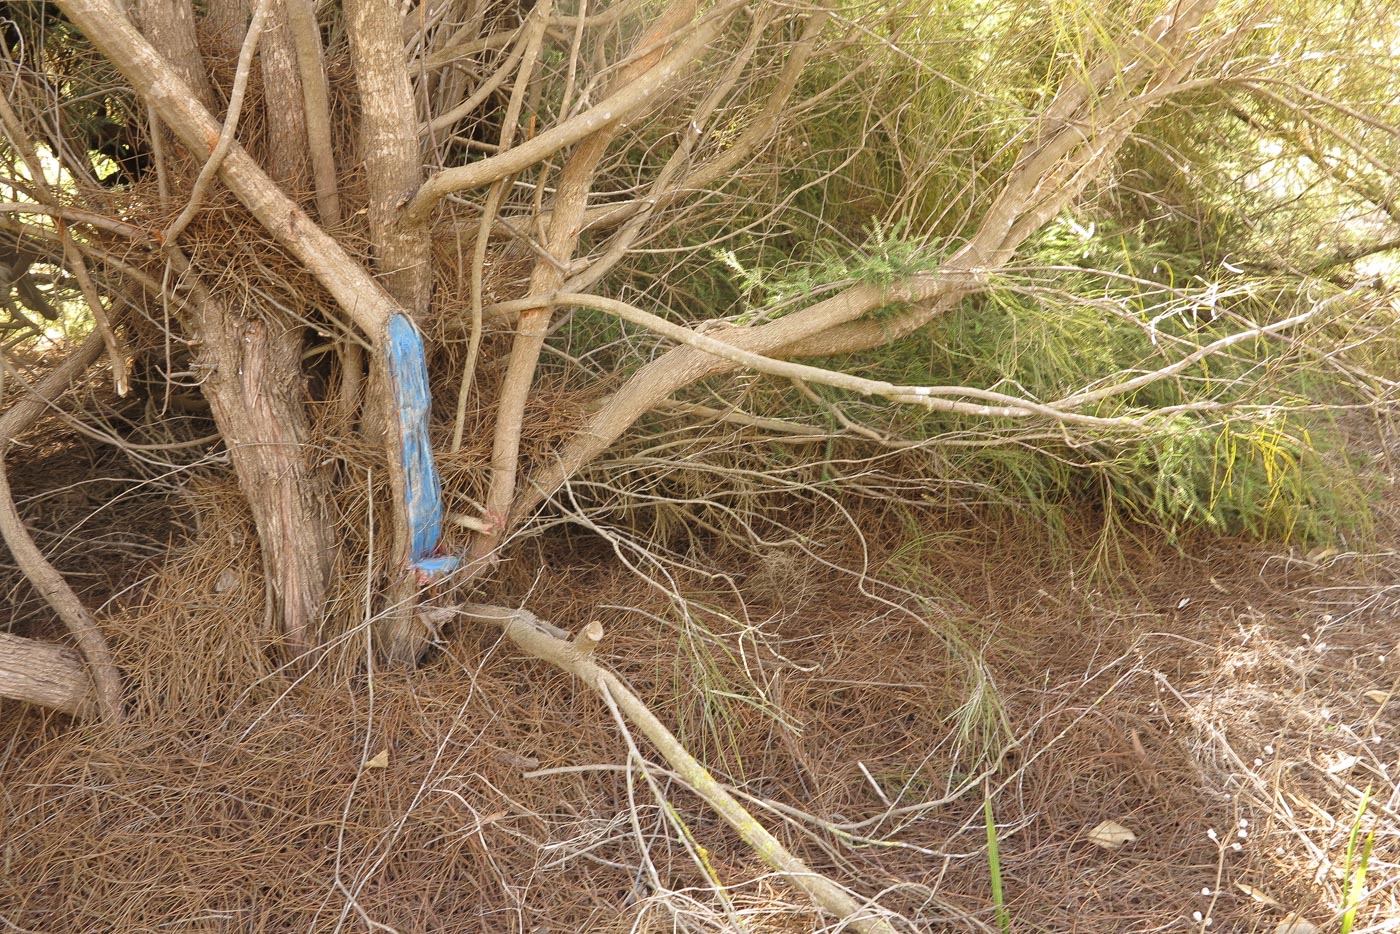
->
[286,0,341,225]
[344,0,435,662]
[345,0,431,313]
[258,0,312,190]
[243,0,332,649]
[134,0,215,108]
[0,633,94,718]
[187,299,332,652]
[203,0,250,56]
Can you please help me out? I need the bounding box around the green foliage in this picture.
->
[984,787,1012,933]
[716,219,941,324]
[1341,787,1378,934]
[764,216,1375,546]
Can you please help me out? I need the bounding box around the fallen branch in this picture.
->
[457,602,901,934]
[0,632,94,717]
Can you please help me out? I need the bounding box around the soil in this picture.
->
[1,416,1397,933]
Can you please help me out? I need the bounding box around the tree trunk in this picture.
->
[138,0,334,652]
[345,0,434,662]
[187,298,332,652]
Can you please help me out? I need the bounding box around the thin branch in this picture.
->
[403,6,733,225]
[504,290,1142,427]
[61,232,129,396]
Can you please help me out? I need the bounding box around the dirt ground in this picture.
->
[1,414,1397,933]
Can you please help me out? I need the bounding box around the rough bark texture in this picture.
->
[134,0,215,107]
[257,0,312,190]
[203,0,250,55]
[187,300,332,651]
[0,633,94,718]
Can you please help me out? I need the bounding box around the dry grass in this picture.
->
[3,413,1399,933]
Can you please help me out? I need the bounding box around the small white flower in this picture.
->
[1238,829,1248,839]
[1192,911,1204,922]
[1264,744,1275,754]
[1201,887,1212,895]
[1207,828,1218,841]
[1231,842,1242,852]
[1239,819,1249,828]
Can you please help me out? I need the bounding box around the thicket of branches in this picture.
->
[0,0,1397,927]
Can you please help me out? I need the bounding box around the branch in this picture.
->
[402,7,730,225]
[0,633,94,717]
[562,6,831,248]
[458,603,900,934]
[505,290,1142,428]
[471,0,717,564]
[55,0,399,339]
[0,335,122,722]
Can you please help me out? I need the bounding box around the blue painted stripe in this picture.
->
[386,313,458,581]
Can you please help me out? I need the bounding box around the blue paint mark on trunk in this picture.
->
[386,313,459,582]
